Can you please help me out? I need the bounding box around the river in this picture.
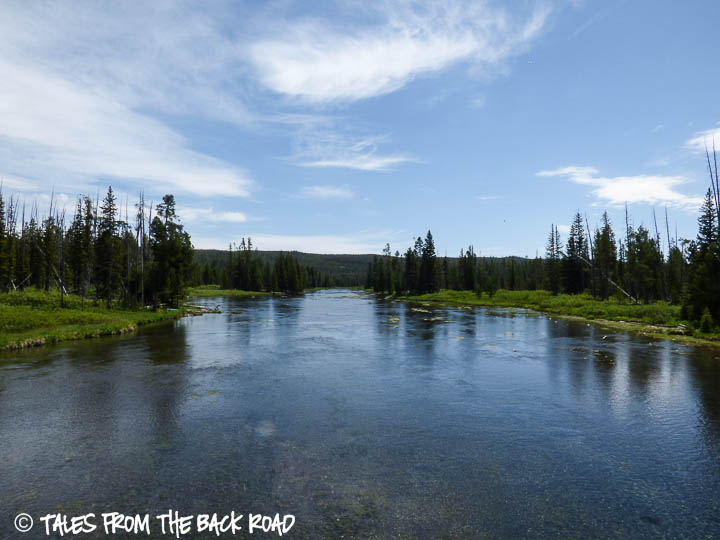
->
[1,289,719,538]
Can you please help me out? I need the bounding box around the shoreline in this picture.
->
[391,290,720,348]
[0,309,182,352]
[1,287,293,353]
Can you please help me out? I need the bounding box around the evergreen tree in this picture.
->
[148,194,193,307]
[544,224,562,295]
[419,230,438,293]
[593,212,617,300]
[684,189,720,321]
[563,212,587,294]
[404,245,419,293]
[96,187,120,307]
[458,246,477,291]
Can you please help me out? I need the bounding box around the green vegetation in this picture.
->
[401,289,681,325]
[186,285,272,298]
[0,289,179,351]
[0,187,193,308]
[193,241,333,293]
[194,250,371,287]
[398,289,720,345]
[0,186,196,351]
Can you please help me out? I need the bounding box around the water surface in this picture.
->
[2,290,719,538]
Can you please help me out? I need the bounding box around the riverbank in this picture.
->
[186,285,360,296]
[396,289,720,347]
[0,290,181,351]
[186,285,273,298]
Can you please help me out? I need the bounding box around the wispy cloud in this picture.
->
[476,195,501,201]
[685,127,720,153]
[292,127,418,171]
[569,0,627,39]
[296,185,355,199]
[537,166,703,210]
[249,1,550,103]
[0,3,255,198]
[177,206,248,224]
[651,124,664,133]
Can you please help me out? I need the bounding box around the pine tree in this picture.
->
[404,245,418,293]
[593,212,617,300]
[458,246,477,291]
[149,194,193,306]
[563,212,587,294]
[544,224,562,295]
[96,187,119,307]
[684,189,720,321]
[419,230,438,293]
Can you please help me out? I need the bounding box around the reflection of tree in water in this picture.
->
[590,343,618,403]
[686,349,720,454]
[625,341,662,397]
[372,297,403,335]
[544,317,598,397]
[142,322,188,438]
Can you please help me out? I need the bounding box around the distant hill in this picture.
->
[194,249,376,286]
[194,249,532,287]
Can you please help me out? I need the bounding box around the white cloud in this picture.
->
[538,166,703,210]
[249,1,550,103]
[297,185,355,199]
[651,124,664,133]
[476,195,501,200]
[685,127,720,153]
[177,206,248,224]
[292,128,418,171]
[301,155,416,171]
[0,3,255,198]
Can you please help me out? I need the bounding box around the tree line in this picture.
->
[0,187,193,308]
[366,155,720,329]
[0,186,334,304]
[194,240,331,294]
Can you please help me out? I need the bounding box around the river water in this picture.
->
[1,290,719,538]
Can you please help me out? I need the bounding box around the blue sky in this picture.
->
[1,0,719,256]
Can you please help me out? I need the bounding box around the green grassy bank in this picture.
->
[186,285,273,298]
[0,290,181,351]
[397,289,720,346]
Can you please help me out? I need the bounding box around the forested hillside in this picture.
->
[193,249,372,287]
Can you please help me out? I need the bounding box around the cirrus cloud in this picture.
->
[249,1,550,103]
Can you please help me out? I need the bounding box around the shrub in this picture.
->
[700,307,714,333]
